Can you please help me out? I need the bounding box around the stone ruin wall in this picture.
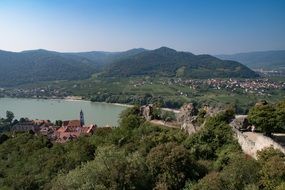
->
[232,127,285,159]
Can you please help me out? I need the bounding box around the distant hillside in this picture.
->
[70,48,146,66]
[216,50,285,70]
[0,48,148,87]
[0,50,97,87]
[104,47,258,78]
[0,47,258,87]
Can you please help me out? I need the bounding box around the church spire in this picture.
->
[80,110,84,127]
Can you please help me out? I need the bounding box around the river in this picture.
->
[0,98,127,126]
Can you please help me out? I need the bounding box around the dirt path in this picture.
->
[149,120,180,129]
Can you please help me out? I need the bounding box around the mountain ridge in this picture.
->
[0,47,258,87]
[104,47,258,78]
[216,50,285,69]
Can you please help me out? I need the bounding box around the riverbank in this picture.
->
[1,95,181,114]
[0,98,126,126]
[111,103,134,108]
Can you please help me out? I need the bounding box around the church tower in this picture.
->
[80,110,85,127]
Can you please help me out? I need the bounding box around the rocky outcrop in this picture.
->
[230,115,250,131]
[177,103,198,123]
[203,104,223,117]
[140,104,153,121]
[180,121,200,134]
[177,103,223,134]
[177,103,200,134]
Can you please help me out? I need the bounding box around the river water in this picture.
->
[0,98,127,126]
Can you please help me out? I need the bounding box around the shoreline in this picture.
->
[110,103,134,108]
[0,96,180,112]
[0,96,133,108]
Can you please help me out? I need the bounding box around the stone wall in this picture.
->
[232,127,285,159]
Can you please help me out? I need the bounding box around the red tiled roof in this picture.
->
[56,120,97,143]
[62,120,81,127]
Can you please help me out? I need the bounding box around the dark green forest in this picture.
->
[0,47,257,87]
[0,105,284,190]
[103,47,258,78]
[0,50,96,86]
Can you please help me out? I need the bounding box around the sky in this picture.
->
[0,0,284,54]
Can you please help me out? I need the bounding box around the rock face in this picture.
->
[177,103,198,123]
[203,104,222,117]
[177,103,200,134]
[230,115,250,131]
[177,103,223,134]
[140,105,153,121]
[180,122,199,134]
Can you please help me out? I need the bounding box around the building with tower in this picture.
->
[80,110,85,127]
[55,110,97,143]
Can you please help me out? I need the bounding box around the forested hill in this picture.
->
[69,48,146,66]
[0,50,97,87]
[216,50,285,70]
[103,47,258,78]
[0,47,258,87]
[0,48,148,87]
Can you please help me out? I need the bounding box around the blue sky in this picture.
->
[0,0,284,54]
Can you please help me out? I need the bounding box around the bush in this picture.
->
[146,142,205,190]
[248,103,281,135]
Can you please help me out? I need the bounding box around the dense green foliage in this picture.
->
[0,107,284,189]
[72,48,146,66]
[0,111,14,132]
[0,50,96,86]
[104,47,258,78]
[0,47,258,87]
[0,133,95,189]
[248,100,285,135]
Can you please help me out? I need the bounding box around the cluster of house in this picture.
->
[0,87,69,99]
[11,110,97,143]
[166,78,285,94]
[128,78,284,97]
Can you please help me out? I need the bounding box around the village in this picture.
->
[0,86,69,99]
[10,110,97,143]
[1,78,284,100]
[131,77,285,96]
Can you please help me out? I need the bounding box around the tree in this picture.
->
[5,111,14,124]
[259,155,285,189]
[55,120,63,126]
[276,100,285,130]
[119,106,143,129]
[0,134,9,144]
[161,110,176,122]
[187,172,223,190]
[219,154,260,190]
[120,114,142,129]
[248,104,280,136]
[183,115,237,160]
[257,147,285,190]
[146,142,204,190]
[52,146,151,190]
[257,146,285,163]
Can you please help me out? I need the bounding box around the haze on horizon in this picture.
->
[0,0,284,54]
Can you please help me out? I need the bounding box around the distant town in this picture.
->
[7,110,97,143]
[1,78,284,100]
[132,78,285,96]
